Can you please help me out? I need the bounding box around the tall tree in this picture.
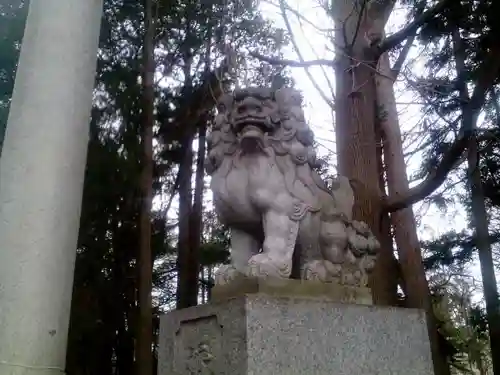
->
[330,0,394,305]
[67,0,171,373]
[190,123,207,302]
[408,1,500,371]
[153,0,291,308]
[136,0,155,372]
[454,24,500,375]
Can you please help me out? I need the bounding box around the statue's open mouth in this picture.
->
[233,115,273,133]
[238,125,265,153]
[232,115,273,153]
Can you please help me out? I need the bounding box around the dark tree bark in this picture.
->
[136,0,155,372]
[182,124,207,308]
[333,0,396,306]
[468,136,500,375]
[375,100,399,306]
[176,23,215,309]
[176,136,194,308]
[333,2,451,372]
[449,27,500,374]
[376,51,451,375]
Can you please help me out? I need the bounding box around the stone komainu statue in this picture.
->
[205,87,379,287]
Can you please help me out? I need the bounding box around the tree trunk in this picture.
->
[201,266,207,304]
[375,52,451,375]
[375,103,399,305]
[136,0,154,372]
[477,354,487,375]
[451,27,500,375]
[117,317,135,375]
[187,124,207,306]
[467,136,500,375]
[176,137,195,308]
[112,216,136,375]
[333,0,396,305]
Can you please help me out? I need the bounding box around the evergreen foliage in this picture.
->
[0,0,28,153]
[66,0,290,372]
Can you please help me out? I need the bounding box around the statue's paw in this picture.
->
[214,264,241,286]
[246,253,292,279]
[301,260,340,282]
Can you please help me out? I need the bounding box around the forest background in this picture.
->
[1,0,499,375]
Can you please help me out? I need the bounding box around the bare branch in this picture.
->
[261,0,338,33]
[384,44,500,213]
[293,9,336,95]
[384,135,467,213]
[251,0,336,108]
[376,0,450,55]
[286,0,336,104]
[249,52,335,68]
[391,32,417,80]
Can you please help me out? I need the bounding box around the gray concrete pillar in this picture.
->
[0,1,104,374]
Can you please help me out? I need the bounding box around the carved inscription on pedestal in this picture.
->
[174,315,222,375]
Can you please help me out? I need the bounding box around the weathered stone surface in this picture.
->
[159,299,247,375]
[205,87,379,288]
[211,275,373,305]
[158,295,434,375]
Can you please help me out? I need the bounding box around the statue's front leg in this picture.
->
[231,228,260,273]
[215,228,260,285]
[246,210,298,279]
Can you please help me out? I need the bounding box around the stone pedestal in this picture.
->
[158,281,434,375]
